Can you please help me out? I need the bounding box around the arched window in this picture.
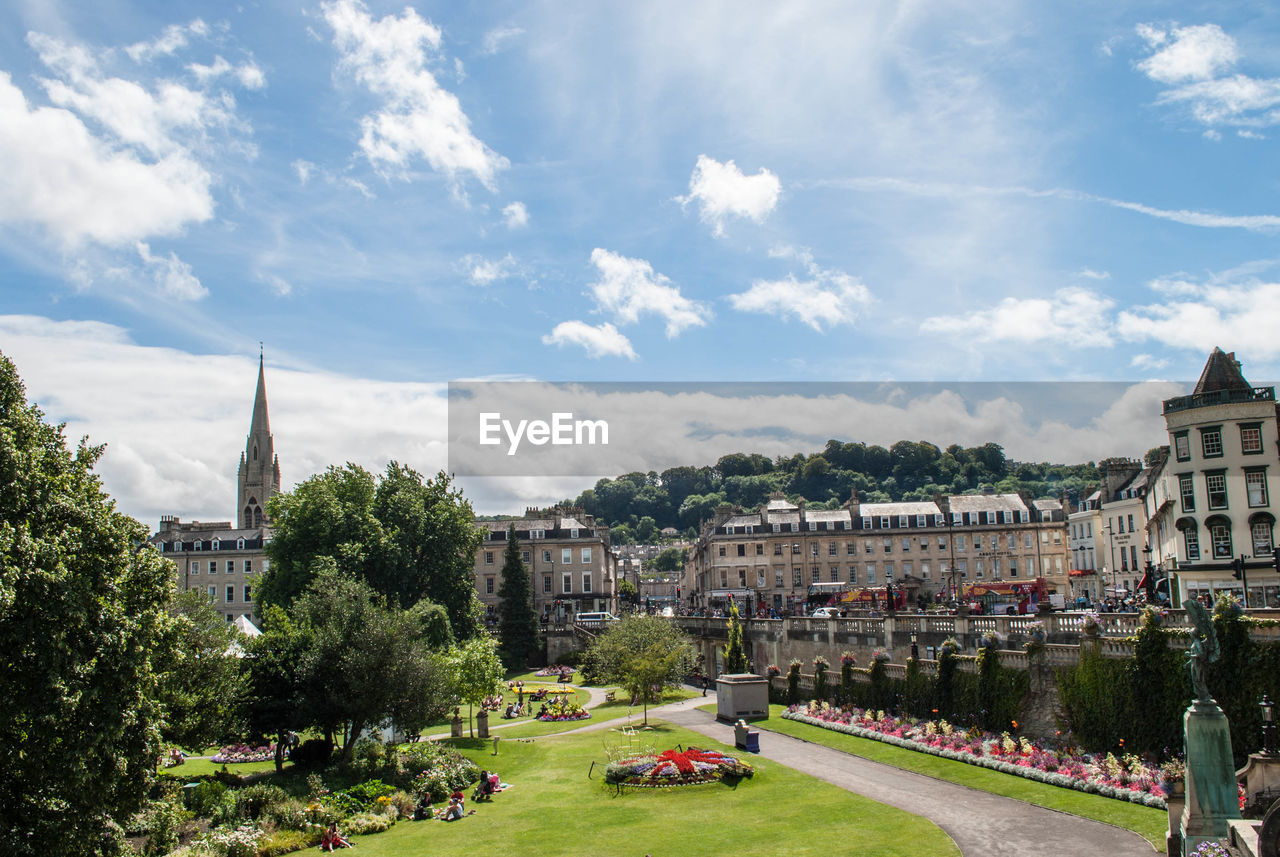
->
[253,507,263,528]
[1205,515,1232,559]
[244,506,252,526]
[1249,512,1275,556]
[1176,517,1200,561]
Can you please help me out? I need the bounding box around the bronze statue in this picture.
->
[1186,599,1220,703]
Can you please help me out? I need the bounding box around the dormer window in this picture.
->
[571,528,579,538]
[236,538,245,550]
[211,539,220,551]
[194,540,202,551]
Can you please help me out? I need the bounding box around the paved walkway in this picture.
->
[562,689,1159,857]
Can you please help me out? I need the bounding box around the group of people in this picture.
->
[501,700,527,718]
[406,771,505,825]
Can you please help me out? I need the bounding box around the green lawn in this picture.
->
[158,757,288,778]
[743,704,1168,848]
[347,722,960,857]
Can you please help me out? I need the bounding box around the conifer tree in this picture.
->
[723,602,749,673]
[497,525,540,669]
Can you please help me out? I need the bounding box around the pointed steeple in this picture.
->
[237,348,280,529]
[1193,347,1251,394]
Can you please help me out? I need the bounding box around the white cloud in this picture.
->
[502,201,529,229]
[1135,22,1280,128]
[676,154,780,236]
[482,26,524,55]
[125,19,210,63]
[727,248,871,331]
[921,287,1116,347]
[1136,23,1237,84]
[188,56,267,91]
[322,0,508,189]
[292,159,315,184]
[587,248,710,337]
[541,320,637,360]
[462,253,517,285]
[135,241,207,300]
[0,71,214,248]
[1077,268,1110,280]
[0,315,449,524]
[260,273,293,296]
[1130,353,1170,371]
[1117,278,1280,358]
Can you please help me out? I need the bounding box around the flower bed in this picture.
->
[535,665,575,677]
[783,702,1167,809]
[211,743,275,764]
[536,699,590,721]
[605,747,754,787]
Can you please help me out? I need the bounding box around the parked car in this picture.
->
[810,607,840,618]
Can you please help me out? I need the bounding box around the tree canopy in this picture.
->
[155,589,246,752]
[582,616,695,725]
[0,352,175,856]
[260,462,484,639]
[497,525,539,669]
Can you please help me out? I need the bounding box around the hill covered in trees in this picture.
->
[564,439,1100,544]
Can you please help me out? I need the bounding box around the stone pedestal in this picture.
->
[1182,699,1242,855]
[450,711,463,738]
[477,710,490,739]
[1165,786,1184,857]
[1237,752,1280,809]
[716,673,769,721]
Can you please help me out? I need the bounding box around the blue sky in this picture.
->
[2,0,1279,521]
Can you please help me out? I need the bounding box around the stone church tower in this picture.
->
[237,354,281,529]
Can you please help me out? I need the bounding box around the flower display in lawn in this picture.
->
[211,743,275,763]
[536,698,590,721]
[605,746,754,787]
[783,702,1169,808]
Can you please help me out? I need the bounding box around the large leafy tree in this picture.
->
[583,616,695,724]
[262,564,453,762]
[155,589,246,752]
[722,603,749,673]
[496,525,539,669]
[0,352,174,856]
[261,463,483,639]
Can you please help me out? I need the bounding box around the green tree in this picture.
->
[0,352,174,856]
[723,604,749,673]
[497,525,539,669]
[651,547,686,573]
[617,577,638,607]
[261,463,483,639]
[289,565,452,762]
[583,616,695,724]
[449,635,505,736]
[243,605,308,772]
[155,589,246,752]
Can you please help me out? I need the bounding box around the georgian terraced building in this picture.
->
[1146,348,1280,608]
[685,491,1069,615]
[472,507,617,621]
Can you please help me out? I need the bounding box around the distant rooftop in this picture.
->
[1164,347,1275,414]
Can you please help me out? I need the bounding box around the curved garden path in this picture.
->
[561,689,1159,857]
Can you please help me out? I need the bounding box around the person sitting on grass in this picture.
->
[473,770,495,801]
[439,795,474,821]
[320,822,352,850]
[412,795,433,821]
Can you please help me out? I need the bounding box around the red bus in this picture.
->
[960,578,1049,615]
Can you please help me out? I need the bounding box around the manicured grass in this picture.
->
[159,758,288,778]
[743,704,1168,848]
[347,722,960,857]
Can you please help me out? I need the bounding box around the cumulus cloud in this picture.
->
[1135,22,1280,128]
[1130,353,1170,371]
[541,320,637,360]
[921,287,1116,346]
[0,315,449,524]
[1117,277,1280,358]
[462,252,517,285]
[502,201,529,228]
[323,0,508,189]
[1136,23,1237,83]
[676,154,780,236]
[727,247,870,331]
[586,248,710,338]
[188,56,266,90]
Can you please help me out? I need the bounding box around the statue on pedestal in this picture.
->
[1186,600,1219,703]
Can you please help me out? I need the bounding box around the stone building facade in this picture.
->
[473,507,617,621]
[684,492,1069,615]
[1147,348,1280,608]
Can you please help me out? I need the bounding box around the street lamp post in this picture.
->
[1142,542,1156,603]
[1103,522,1117,606]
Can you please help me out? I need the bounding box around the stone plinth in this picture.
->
[1182,699,1243,855]
[477,710,490,739]
[716,673,769,722]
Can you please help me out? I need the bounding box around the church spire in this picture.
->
[238,349,279,529]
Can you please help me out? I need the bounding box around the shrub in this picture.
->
[341,810,395,835]
[133,791,189,856]
[234,783,289,822]
[262,797,311,832]
[387,790,417,819]
[256,828,322,857]
[330,779,395,815]
[786,659,802,705]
